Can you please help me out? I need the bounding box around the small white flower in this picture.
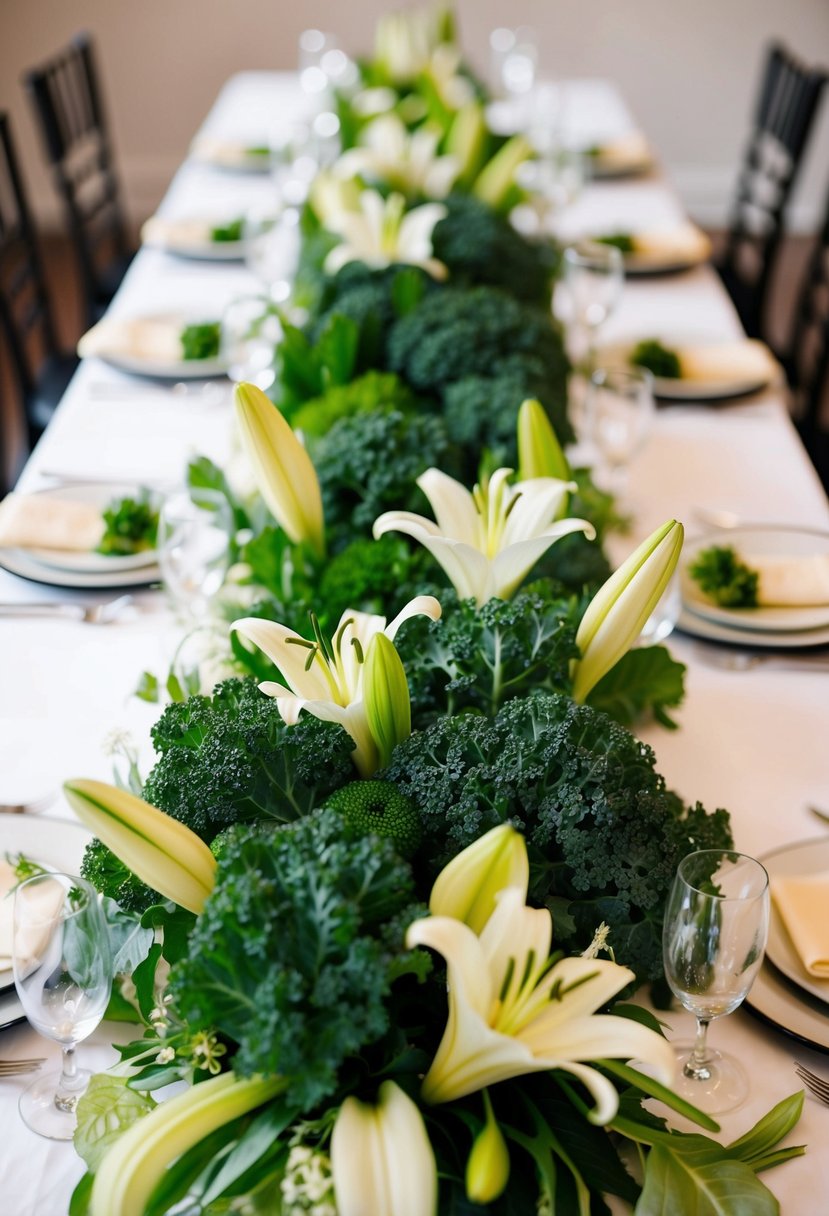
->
[281,1144,337,1216]
[581,922,614,961]
[324,190,447,280]
[155,1047,175,1065]
[336,114,459,199]
[101,728,135,758]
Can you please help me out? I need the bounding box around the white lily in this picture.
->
[374,4,456,84]
[324,190,448,280]
[336,114,459,199]
[309,170,362,228]
[429,823,529,934]
[373,467,594,605]
[407,886,675,1123]
[231,596,441,776]
[331,1080,437,1216]
[423,43,475,111]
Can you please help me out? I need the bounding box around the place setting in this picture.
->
[574,221,712,275]
[77,312,227,380]
[140,213,248,261]
[597,332,782,401]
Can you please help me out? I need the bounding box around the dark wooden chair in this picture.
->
[0,112,78,453]
[779,179,829,491]
[718,43,826,341]
[24,32,133,328]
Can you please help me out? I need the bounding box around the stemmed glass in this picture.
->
[663,850,769,1114]
[587,366,655,498]
[13,872,111,1140]
[562,240,625,371]
[490,27,538,104]
[157,488,233,620]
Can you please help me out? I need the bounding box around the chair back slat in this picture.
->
[784,185,829,452]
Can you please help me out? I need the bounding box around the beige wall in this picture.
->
[1,0,828,229]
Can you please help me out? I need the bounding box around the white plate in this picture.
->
[598,337,778,401]
[761,837,829,1006]
[78,312,227,380]
[676,607,829,650]
[745,960,829,1055]
[0,814,93,994]
[681,528,829,634]
[141,216,246,262]
[190,138,272,174]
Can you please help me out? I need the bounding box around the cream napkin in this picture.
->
[772,872,829,977]
[0,861,64,970]
[190,135,267,170]
[0,492,103,552]
[746,553,829,607]
[0,859,17,966]
[678,340,778,385]
[593,130,652,172]
[78,315,183,364]
[141,216,215,251]
[629,223,712,266]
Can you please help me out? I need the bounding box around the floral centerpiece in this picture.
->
[62,5,805,1214]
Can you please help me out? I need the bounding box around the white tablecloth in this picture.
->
[1,72,828,1215]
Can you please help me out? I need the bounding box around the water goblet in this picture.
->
[562,241,625,369]
[587,366,655,499]
[662,850,769,1113]
[157,489,233,620]
[13,872,112,1140]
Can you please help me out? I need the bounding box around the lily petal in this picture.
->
[488,521,593,599]
[385,594,442,640]
[417,468,480,546]
[231,618,335,703]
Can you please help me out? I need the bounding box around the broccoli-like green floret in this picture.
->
[310,263,434,361]
[383,693,731,980]
[432,193,557,306]
[323,780,423,857]
[317,534,436,624]
[286,370,420,437]
[311,406,455,545]
[169,809,419,1109]
[443,361,571,466]
[689,545,759,608]
[142,678,354,840]
[80,838,159,914]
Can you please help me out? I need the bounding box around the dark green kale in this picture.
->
[180,322,221,361]
[169,809,420,1109]
[316,534,436,625]
[209,218,244,243]
[309,263,435,369]
[595,233,636,254]
[80,838,159,914]
[383,693,731,980]
[631,339,682,380]
[96,491,159,556]
[689,545,759,608]
[286,370,421,437]
[311,406,455,545]
[586,646,686,730]
[141,678,354,839]
[431,193,557,306]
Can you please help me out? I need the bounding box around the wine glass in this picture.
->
[662,850,769,1114]
[587,367,655,498]
[221,295,283,390]
[490,27,538,103]
[13,872,112,1140]
[244,204,301,300]
[157,489,233,620]
[514,148,585,236]
[562,241,624,370]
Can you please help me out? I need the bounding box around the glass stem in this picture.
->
[684,1018,712,1081]
[60,1044,80,1091]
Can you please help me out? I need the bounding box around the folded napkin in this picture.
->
[772,872,829,977]
[745,552,829,607]
[629,223,712,265]
[78,315,183,364]
[190,135,268,169]
[678,339,778,384]
[0,859,17,965]
[0,860,64,970]
[592,130,651,171]
[0,492,103,552]
[141,215,215,250]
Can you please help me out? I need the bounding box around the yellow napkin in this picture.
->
[630,223,712,266]
[772,872,829,977]
[78,315,183,364]
[594,130,652,172]
[746,553,829,607]
[678,340,778,385]
[0,492,103,552]
[141,215,215,251]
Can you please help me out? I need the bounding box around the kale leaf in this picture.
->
[689,545,759,608]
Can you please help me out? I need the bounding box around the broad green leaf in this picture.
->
[636,1143,779,1216]
[144,1119,243,1216]
[131,941,162,1019]
[391,267,427,316]
[69,1172,94,1216]
[134,670,160,703]
[602,1060,720,1132]
[200,1096,297,1206]
[727,1092,804,1167]
[587,646,686,730]
[74,1073,156,1172]
[316,314,360,387]
[101,896,154,975]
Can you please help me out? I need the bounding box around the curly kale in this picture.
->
[169,809,420,1109]
[689,545,759,608]
[431,193,557,306]
[383,693,731,980]
[310,263,435,363]
[142,678,354,839]
[311,406,455,545]
[317,534,436,624]
[81,839,159,914]
[285,370,421,437]
[394,583,582,726]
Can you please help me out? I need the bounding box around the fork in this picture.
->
[0,1058,44,1077]
[691,642,829,674]
[795,1062,829,1104]
[0,594,134,624]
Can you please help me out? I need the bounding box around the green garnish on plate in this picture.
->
[631,338,682,379]
[180,322,221,361]
[689,545,759,608]
[245,145,270,158]
[97,491,159,556]
[595,233,636,254]
[209,218,244,243]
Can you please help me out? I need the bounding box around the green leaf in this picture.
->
[727,1092,804,1168]
[69,1172,94,1216]
[612,1003,669,1036]
[586,646,686,730]
[602,1060,720,1132]
[635,1142,779,1216]
[391,267,427,316]
[200,1095,297,1206]
[74,1073,156,1172]
[144,1119,244,1216]
[101,897,155,975]
[131,942,162,1019]
[316,313,360,387]
[139,902,197,965]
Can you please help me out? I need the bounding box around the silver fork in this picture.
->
[0,1058,44,1077]
[0,594,134,624]
[795,1062,829,1104]
[691,643,829,674]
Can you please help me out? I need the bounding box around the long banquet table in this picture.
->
[1,72,828,1215]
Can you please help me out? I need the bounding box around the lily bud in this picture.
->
[309,171,361,226]
[466,1092,510,1204]
[473,134,533,209]
[517,398,571,482]
[234,382,325,558]
[64,779,216,916]
[332,1081,437,1216]
[363,632,412,769]
[429,823,529,934]
[571,519,684,703]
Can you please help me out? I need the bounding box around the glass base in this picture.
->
[18,1067,92,1140]
[672,1043,748,1114]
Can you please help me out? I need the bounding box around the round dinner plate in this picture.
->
[142,216,246,262]
[78,311,227,380]
[761,836,829,1006]
[680,527,829,636]
[745,960,829,1055]
[0,814,93,997]
[598,337,778,401]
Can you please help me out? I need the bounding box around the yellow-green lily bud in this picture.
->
[517,398,571,483]
[363,632,412,769]
[234,382,325,559]
[309,171,361,226]
[571,518,684,703]
[429,823,529,934]
[64,779,216,916]
[466,1092,510,1204]
[473,134,533,209]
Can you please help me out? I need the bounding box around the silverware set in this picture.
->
[0,594,135,624]
[690,641,829,674]
[795,1062,829,1105]
[0,1058,44,1077]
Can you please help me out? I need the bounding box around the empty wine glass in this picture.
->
[562,241,625,369]
[221,295,283,390]
[490,27,538,102]
[663,850,769,1113]
[587,367,655,499]
[157,489,233,619]
[13,872,112,1140]
[244,204,301,299]
[514,148,585,236]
